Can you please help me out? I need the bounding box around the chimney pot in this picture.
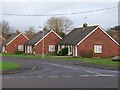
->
[83,23,87,28]
[16,30,20,34]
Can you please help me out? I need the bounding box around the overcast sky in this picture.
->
[1,1,119,33]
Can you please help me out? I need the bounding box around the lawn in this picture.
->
[81,58,119,68]
[0,53,45,59]
[0,53,80,60]
[1,53,120,68]
[0,61,19,71]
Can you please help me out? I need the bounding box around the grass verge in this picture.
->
[0,61,19,71]
[1,53,120,68]
[81,58,119,68]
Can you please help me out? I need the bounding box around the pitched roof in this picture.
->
[58,25,98,45]
[2,33,19,46]
[25,30,51,45]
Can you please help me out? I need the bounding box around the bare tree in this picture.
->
[25,27,36,39]
[45,17,73,37]
[0,20,13,39]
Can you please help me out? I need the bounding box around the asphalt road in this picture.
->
[1,57,119,88]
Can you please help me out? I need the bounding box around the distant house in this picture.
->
[2,31,29,53]
[0,36,5,52]
[25,30,62,55]
[58,23,119,57]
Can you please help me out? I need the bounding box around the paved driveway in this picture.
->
[2,57,119,88]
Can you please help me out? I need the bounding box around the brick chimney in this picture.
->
[16,30,20,34]
[83,23,87,28]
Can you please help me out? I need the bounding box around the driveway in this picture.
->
[2,57,119,88]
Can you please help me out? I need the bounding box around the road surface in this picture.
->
[2,57,119,88]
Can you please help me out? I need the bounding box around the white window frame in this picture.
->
[49,45,55,52]
[18,45,24,51]
[94,45,102,53]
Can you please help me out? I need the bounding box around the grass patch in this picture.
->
[1,53,41,58]
[0,61,19,71]
[81,58,119,67]
[1,53,80,60]
[1,53,120,68]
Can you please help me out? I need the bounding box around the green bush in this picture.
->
[80,50,94,58]
[58,47,68,56]
[61,47,68,56]
[58,51,62,56]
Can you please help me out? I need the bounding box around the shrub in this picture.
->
[61,47,68,56]
[80,50,94,58]
[14,50,24,54]
[58,47,68,56]
[49,51,56,55]
[58,51,62,56]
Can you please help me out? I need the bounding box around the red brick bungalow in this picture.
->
[2,32,29,53]
[25,30,62,55]
[0,36,6,52]
[58,23,120,57]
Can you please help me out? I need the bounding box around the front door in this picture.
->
[68,45,73,56]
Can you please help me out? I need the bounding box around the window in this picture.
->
[49,45,55,52]
[94,45,102,53]
[18,45,24,51]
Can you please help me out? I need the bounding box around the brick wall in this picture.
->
[77,28,119,57]
[6,34,28,53]
[34,32,61,54]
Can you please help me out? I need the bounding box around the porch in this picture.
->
[25,45,35,55]
[58,45,78,57]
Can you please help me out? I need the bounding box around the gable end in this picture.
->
[97,26,119,46]
[77,26,119,46]
[35,30,62,46]
[6,33,29,46]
